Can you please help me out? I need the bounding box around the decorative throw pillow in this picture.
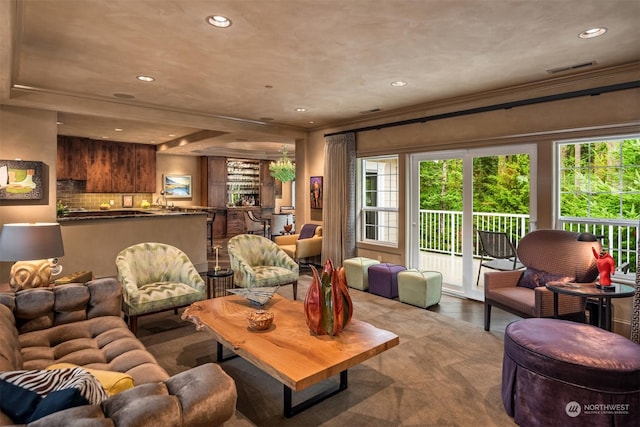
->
[28,388,89,422]
[0,379,42,424]
[298,224,318,239]
[517,267,574,289]
[0,368,108,423]
[47,363,135,396]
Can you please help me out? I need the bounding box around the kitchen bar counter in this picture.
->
[59,211,207,278]
[57,208,207,222]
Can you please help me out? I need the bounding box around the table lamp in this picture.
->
[0,223,65,291]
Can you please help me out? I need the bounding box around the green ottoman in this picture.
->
[398,269,443,308]
[343,257,380,291]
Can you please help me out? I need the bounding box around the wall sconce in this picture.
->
[0,223,65,291]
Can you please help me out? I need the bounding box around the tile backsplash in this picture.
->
[57,180,152,209]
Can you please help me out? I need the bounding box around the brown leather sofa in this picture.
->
[0,278,237,426]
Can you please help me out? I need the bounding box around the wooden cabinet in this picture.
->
[57,136,88,180]
[260,160,275,208]
[86,139,112,192]
[110,142,135,193]
[206,157,228,208]
[134,144,156,192]
[58,137,156,193]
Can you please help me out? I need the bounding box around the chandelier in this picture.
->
[269,145,296,182]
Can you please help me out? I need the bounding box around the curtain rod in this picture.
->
[324,80,640,137]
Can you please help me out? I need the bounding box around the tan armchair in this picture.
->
[484,229,600,331]
[274,224,323,265]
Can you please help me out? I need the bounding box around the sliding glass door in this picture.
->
[408,145,536,300]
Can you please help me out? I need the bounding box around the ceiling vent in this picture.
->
[360,108,382,114]
[547,61,596,74]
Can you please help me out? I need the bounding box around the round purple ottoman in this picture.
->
[503,318,640,427]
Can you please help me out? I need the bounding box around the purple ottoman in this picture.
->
[367,263,406,298]
[503,318,640,427]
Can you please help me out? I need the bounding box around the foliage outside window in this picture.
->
[419,156,530,214]
[559,137,640,220]
[359,156,398,245]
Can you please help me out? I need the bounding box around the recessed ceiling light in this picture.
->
[295,108,307,112]
[206,15,232,28]
[136,75,155,82]
[391,80,408,87]
[168,134,176,137]
[114,128,123,132]
[102,136,109,139]
[579,27,607,39]
[56,121,64,125]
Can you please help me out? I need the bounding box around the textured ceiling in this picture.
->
[1,0,639,158]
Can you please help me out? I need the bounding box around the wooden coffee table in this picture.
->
[182,294,399,417]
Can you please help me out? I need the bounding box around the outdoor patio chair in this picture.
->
[476,230,524,286]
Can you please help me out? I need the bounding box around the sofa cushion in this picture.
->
[0,304,22,371]
[516,267,574,289]
[17,315,169,385]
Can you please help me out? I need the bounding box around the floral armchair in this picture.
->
[227,234,299,299]
[115,242,206,334]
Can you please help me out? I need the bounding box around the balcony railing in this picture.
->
[559,217,638,273]
[418,210,637,272]
[419,210,529,256]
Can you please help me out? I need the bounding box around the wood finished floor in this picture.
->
[208,237,521,334]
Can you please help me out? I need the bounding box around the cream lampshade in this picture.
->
[0,223,65,291]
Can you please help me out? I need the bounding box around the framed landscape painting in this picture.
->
[0,160,44,200]
[163,174,192,198]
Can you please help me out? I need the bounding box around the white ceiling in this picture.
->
[1,0,639,158]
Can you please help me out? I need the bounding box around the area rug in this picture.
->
[139,274,515,427]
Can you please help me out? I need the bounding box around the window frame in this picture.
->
[557,135,640,222]
[357,155,399,247]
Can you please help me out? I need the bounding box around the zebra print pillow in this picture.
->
[0,367,108,404]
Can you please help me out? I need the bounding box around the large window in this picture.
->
[559,137,640,220]
[558,136,639,271]
[359,156,398,245]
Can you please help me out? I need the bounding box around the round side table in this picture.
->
[545,281,635,331]
[206,269,234,299]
